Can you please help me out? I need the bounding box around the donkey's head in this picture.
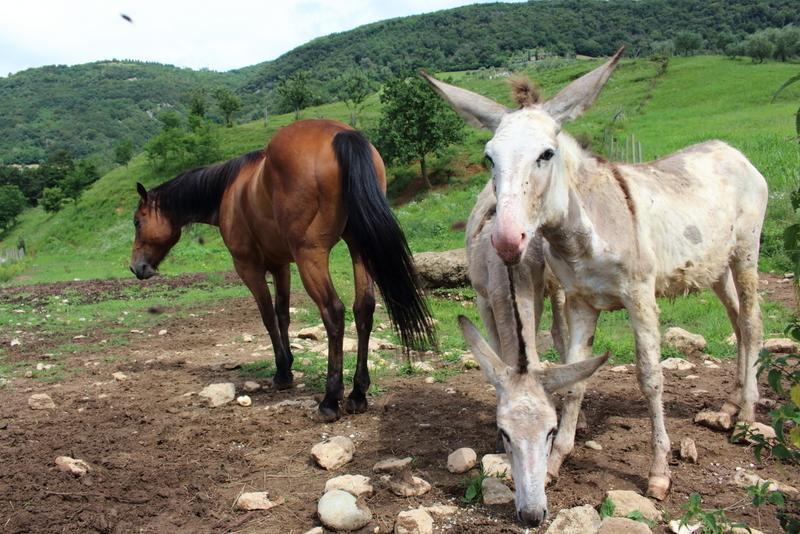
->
[458,316,608,526]
[422,48,623,264]
[130,182,181,279]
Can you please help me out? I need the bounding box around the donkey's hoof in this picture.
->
[545,471,559,487]
[736,404,756,424]
[344,395,368,414]
[272,372,294,391]
[721,400,740,416]
[646,475,671,500]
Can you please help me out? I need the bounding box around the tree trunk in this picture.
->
[420,156,431,189]
[294,108,300,120]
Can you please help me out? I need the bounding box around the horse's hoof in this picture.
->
[646,475,671,500]
[272,372,294,391]
[344,395,368,414]
[314,402,341,423]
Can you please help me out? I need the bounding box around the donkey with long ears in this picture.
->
[425,47,767,516]
[130,119,435,421]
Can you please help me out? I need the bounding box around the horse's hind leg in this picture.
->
[711,268,744,415]
[295,247,345,421]
[273,264,295,369]
[343,239,375,414]
[233,260,293,389]
[730,256,762,423]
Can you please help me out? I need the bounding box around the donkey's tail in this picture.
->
[333,129,436,350]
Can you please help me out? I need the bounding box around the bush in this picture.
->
[40,186,66,213]
[747,34,775,63]
[0,184,26,229]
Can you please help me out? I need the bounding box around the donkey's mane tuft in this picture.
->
[509,76,541,108]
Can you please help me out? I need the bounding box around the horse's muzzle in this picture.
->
[130,263,156,280]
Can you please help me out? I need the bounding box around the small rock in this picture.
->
[28,393,55,410]
[679,437,698,463]
[242,333,254,343]
[424,376,435,384]
[664,327,707,357]
[413,361,434,373]
[55,456,90,477]
[461,353,480,369]
[694,410,733,431]
[660,358,695,371]
[10,339,20,347]
[312,436,355,470]
[291,342,304,351]
[395,508,433,534]
[447,447,477,474]
[445,387,456,394]
[383,474,431,497]
[732,470,799,496]
[236,395,252,407]
[374,457,413,473]
[669,519,701,533]
[763,338,799,354]
[702,361,720,369]
[757,398,777,410]
[735,421,776,443]
[35,363,53,371]
[685,374,699,380]
[198,383,236,407]
[605,489,662,521]
[242,381,261,392]
[482,477,514,505]
[423,504,458,517]
[298,326,325,341]
[610,365,629,373]
[158,329,168,336]
[317,489,372,531]
[112,372,128,381]
[325,474,373,498]
[481,453,513,481]
[544,504,601,534]
[598,517,651,533]
[342,337,358,352]
[304,529,323,534]
[235,491,281,510]
[584,440,603,451]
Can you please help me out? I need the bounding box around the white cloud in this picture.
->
[0,0,521,76]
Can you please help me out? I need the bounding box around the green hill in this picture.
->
[1,0,798,164]
[2,56,798,286]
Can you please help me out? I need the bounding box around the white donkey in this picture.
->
[423,48,767,525]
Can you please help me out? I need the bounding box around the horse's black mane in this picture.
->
[150,150,264,224]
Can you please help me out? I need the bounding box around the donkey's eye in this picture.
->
[547,427,557,440]
[484,155,494,169]
[537,149,555,163]
[499,428,511,442]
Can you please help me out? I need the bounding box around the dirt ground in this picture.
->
[0,275,797,533]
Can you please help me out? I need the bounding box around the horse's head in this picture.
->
[422,47,623,265]
[130,182,180,279]
[458,316,608,527]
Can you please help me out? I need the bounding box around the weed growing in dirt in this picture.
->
[461,470,488,504]
[746,481,787,532]
[678,493,746,534]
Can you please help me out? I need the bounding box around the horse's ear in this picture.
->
[420,71,509,132]
[536,352,610,394]
[543,46,625,125]
[458,315,512,388]
[136,182,148,202]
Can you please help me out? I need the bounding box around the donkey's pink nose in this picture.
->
[491,230,526,265]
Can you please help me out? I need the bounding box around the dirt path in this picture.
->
[0,275,796,533]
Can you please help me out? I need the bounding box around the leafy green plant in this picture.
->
[746,481,786,531]
[679,493,745,534]
[599,497,615,519]
[461,470,488,504]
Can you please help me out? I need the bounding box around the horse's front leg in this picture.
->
[233,260,293,389]
[626,287,671,500]
[547,296,599,484]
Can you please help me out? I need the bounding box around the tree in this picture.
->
[335,69,375,127]
[773,26,800,62]
[747,34,775,63]
[188,89,207,118]
[0,184,26,229]
[276,71,314,120]
[40,186,65,213]
[674,31,703,56]
[60,160,99,200]
[114,139,134,168]
[375,75,465,188]
[213,88,242,127]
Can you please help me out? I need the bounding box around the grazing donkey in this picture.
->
[424,48,767,524]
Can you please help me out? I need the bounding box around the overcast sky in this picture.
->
[0,0,521,76]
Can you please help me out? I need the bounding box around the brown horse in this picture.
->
[130,119,435,421]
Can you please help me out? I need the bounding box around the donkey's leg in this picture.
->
[547,296,599,483]
[233,261,293,389]
[548,280,569,360]
[712,268,744,415]
[627,288,671,500]
[730,258,762,423]
[294,247,346,422]
[343,240,375,414]
[273,264,295,370]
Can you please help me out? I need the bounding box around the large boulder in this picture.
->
[413,249,469,289]
[664,327,706,357]
[317,490,372,531]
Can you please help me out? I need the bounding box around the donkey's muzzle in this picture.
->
[517,507,547,527]
[130,262,156,280]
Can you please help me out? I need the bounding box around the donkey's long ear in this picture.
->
[537,352,610,393]
[420,71,510,131]
[136,182,148,202]
[458,315,512,388]
[543,46,625,125]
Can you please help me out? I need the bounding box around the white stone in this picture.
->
[413,361,434,373]
[598,517,652,533]
[242,381,260,392]
[482,477,514,505]
[373,457,412,473]
[325,474,373,498]
[664,327,707,356]
[423,504,458,517]
[544,505,601,534]
[610,365,629,373]
[395,508,433,534]
[236,395,252,407]
[763,338,799,354]
[158,329,168,336]
[703,361,720,369]
[680,437,698,463]
[112,372,128,381]
[342,337,358,352]
[235,491,280,511]
[10,339,20,347]
[312,436,355,470]
[298,326,325,341]
[447,447,477,473]
[735,421,776,443]
[199,383,236,407]
[694,410,733,431]
[35,363,53,371]
[28,393,55,410]
[660,358,695,371]
[605,489,662,521]
[55,456,90,477]
[242,333,254,343]
[317,489,372,531]
[424,376,435,384]
[303,529,323,534]
[481,453,513,481]
[670,519,701,533]
[384,474,432,497]
[731,470,798,496]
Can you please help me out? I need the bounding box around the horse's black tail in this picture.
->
[333,130,436,351]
